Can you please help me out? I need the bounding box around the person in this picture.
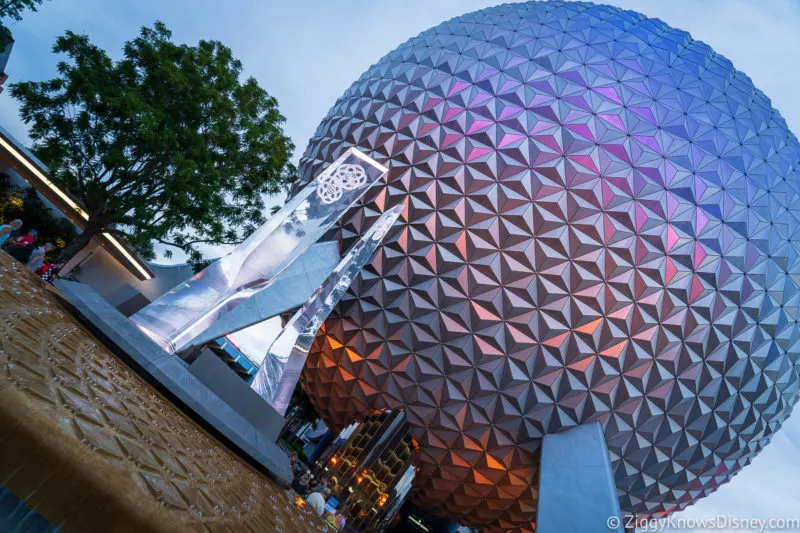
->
[0,219,22,246]
[26,242,54,272]
[314,475,329,493]
[288,452,304,476]
[35,261,61,283]
[291,469,312,495]
[7,228,36,247]
[305,488,329,517]
[5,230,37,264]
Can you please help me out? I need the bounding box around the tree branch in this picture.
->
[155,236,242,249]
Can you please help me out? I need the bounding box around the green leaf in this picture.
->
[9,20,296,263]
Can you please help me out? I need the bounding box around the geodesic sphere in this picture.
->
[297,1,800,531]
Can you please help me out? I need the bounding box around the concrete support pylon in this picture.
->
[537,421,624,533]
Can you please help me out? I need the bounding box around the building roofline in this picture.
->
[0,126,154,280]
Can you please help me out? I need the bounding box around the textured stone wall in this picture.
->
[0,253,326,533]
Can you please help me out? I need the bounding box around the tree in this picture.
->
[10,22,296,264]
[0,0,49,52]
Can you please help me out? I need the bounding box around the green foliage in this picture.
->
[280,439,308,463]
[191,257,213,274]
[0,0,45,20]
[0,0,49,52]
[10,21,296,263]
[0,173,77,261]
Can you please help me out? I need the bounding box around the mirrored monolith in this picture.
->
[251,203,403,415]
[130,148,387,353]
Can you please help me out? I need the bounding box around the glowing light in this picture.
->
[408,516,430,532]
[299,0,800,529]
[0,134,152,280]
[0,136,89,221]
[350,147,388,173]
[103,232,153,280]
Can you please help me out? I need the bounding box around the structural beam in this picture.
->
[130,147,387,353]
[537,422,624,533]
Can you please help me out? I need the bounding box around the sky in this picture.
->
[3,0,800,531]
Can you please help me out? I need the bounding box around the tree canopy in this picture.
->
[11,21,296,263]
[0,0,49,52]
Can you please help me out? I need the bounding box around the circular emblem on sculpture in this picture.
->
[315,163,367,204]
[336,163,368,190]
[296,2,800,531]
[315,173,344,204]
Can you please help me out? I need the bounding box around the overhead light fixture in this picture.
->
[0,133,153,280]
[103,232,153,280]
[0,135,89,220]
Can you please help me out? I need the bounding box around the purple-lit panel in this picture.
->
[297,2,800,532]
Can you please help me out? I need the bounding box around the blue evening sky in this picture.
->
[3,1,800,531]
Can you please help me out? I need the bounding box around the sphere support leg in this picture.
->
[537,421,624,533]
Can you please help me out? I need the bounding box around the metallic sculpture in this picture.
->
[130,148,388,353]
[251,203,404,415]
[296,1,800,531]
[180,241,341,355]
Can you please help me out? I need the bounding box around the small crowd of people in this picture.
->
[289,452,332,515]
[287,451,347,529]
[0,219,59,280]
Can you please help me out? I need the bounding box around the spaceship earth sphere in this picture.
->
[297,1,800,531]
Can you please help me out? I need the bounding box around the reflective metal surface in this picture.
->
[297,2,800,531]
[130,148,388,353]
[251,203,404,415]
[183,241,341,356]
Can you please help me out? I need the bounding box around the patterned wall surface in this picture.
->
[297,1,800,531]
[0,253,326,533]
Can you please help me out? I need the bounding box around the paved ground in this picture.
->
[0,253,328,533]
